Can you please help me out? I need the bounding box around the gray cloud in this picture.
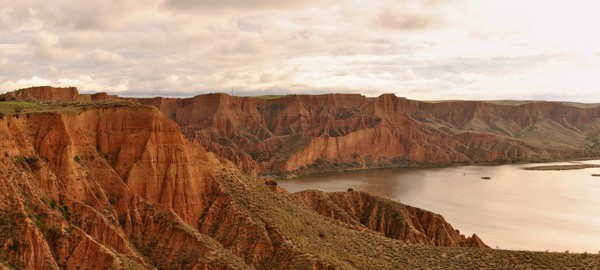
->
[164,0,325,11]
[0,0,598,102]
[30,32,71,60]
[378,10,437,30]
[92,49,125,64]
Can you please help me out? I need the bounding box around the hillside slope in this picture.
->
[134,93,600,175]
[0,105,487,269]
[293,190,487,248]
[0,92,598,269]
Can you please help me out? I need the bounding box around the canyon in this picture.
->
[0,86,598,269]
[132,92,600,176]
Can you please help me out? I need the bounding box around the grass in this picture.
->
[0,100,140,116]
[276,134,312,160]
[250,95,285,100]
[12,155,39,171]
[214,167,600,269]
[0,101,38,114]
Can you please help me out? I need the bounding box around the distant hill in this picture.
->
[0,86,117,102]
[131,93,600,176]
[0,86,599,269]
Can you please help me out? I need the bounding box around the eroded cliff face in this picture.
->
[1,101,599,269]
[292,190,487,248]
[0,106,250,269]
[0,105,494,269]
[0,86,117,102]
[135,93,600,175]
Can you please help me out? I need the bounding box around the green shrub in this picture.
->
[58,204,71,221]
[49,199,58,210]
[13,105,24,113]
[12,156,39,170]
[43,222,63,243]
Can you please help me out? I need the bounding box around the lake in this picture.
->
[278,160,600,252]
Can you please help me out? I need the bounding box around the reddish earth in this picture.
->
[293,190,488,248]
[0,87,599,269]
[0,104,488,269]
[0,86,118,102]
[133,93,600,175]
[8,86,599,176]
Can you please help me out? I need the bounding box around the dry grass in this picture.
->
[0,100,140,115]
[250,95,285,100]
[215,167,600,269]
[276,134,312,160]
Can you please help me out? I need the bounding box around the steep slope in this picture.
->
[0,104,599,269]
[292,190,487,248]
[135,93,600,175]
[0,106,250,269]
[0,104,488,269]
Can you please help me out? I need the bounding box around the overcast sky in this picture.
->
[0,0,599,101]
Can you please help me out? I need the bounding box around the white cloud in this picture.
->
[0,0,599,102]
[92,49,124,64]
[0,75,128,93]
[29,32,72,60]
[1,76,52,91]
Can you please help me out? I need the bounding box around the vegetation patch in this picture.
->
[0,100,140,115]
[45,198,71,221]
[0,101,37,114]
[0,210,25,269]
[12,155,40,170]
[276,134,312,160]
[250,95,285,100]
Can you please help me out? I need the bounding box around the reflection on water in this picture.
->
[279,160,600,252]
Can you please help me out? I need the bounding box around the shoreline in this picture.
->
[265,156,600,180]
[523,164,600,171]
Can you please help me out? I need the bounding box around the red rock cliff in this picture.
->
[1,86,117,102]
[134,93,600,174]
[0,105,494,269]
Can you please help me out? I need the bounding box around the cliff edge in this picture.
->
[134,93,600,175]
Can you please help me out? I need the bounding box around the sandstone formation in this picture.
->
[0,86,117,102]
[0,104,493,269]
[0,92,599,269]
[293,190,487,248]
[134,93,600,175]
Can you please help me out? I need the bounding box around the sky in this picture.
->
[0,0,599,101]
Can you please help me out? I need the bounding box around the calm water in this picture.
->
[279,160,600,252]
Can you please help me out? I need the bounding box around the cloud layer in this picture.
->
[1,0,599,101]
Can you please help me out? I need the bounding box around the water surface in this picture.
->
[279,160,600,252]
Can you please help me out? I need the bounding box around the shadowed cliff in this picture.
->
[0,88,599,269]
[133,93,600,175]
[0,104,490,269]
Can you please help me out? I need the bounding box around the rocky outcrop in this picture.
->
[0,98,598,269]
[0,86,117,102]
[0,104,494,269]
[0,106,250,269]
[134,93,600,175]
[292,190,488,248]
